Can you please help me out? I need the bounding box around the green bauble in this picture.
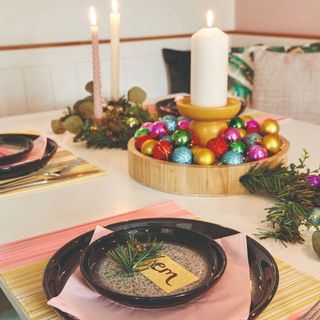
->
[134,127,150,139]
[229,141,246,154]
[309,208,320,227]
[228,117,245,129]
[63,116,83,134]
[172,130,191,146]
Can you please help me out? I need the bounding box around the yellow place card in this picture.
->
[139,255,200,293]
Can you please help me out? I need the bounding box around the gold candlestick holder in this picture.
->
[176,97,242,145]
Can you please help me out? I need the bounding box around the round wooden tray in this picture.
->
[128,137,290,196]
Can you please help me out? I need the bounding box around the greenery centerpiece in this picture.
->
[51,82,154,149]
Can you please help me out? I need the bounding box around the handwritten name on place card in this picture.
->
[139,255,200,293]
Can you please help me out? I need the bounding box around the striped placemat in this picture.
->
[0,145,106,198]
[0,202,318,320]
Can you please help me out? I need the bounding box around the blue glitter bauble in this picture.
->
[245,133,262,146]
[171,146,193,164]
[162,115,178,133]
[161,135,173,143]
[221,151,244,165]
[309,208,320,227]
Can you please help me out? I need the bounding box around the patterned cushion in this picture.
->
[252,49,320,124]
[228,43,320,106]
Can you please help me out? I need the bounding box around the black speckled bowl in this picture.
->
[80,226,227,308]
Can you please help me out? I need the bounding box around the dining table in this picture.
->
[0,97,319,320]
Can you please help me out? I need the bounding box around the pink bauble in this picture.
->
[246,119,260,129]
[248,145,268,161]
[141,122,154,131]
[178,120,190,131]
[150,121,169,138]
[222,128,241,142]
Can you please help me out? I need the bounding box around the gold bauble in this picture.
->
[241,115,253,122]
[194,148,216,165]
[261,119,280,135]
[262,134,282,154]
[238,128,247,139]
[141,139,157,156]
[191,146,201,156]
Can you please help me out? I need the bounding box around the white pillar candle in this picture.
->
[89,6,104,119]
[110,0,120,101]
[191,10,229,108]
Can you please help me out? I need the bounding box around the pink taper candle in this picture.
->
[89,6,104,119]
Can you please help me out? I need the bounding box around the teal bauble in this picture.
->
[221,151,244,165]
[172,130,191,146]
[228,117,245,129]
[161,135,173,143]
[171,146,193,164]
[245,133,262,146]
[309,208,320,227]
[162,115,178,133]
[134,127,150,139]
[229,141,247,154]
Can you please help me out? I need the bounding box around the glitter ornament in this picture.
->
[248,145,268,161]
[262,134,282,154]
[191,145,201,156]
[241,115,253,122]
[135,134,152,151]
[207,137,228,158]
[229,141,246,154]
[306,175,320,187]
[141,122,154,131]
[221,151,244,165]
[246,127,260,135]
[162,115,178,133]
[126,117,139,128]
[161,135,173,143]
[309,208,320,227]
[238,128,247,139]
[194,148,216,165]
[152,140,173,161]
[151,121,169,138]
[228,117,245,129]
[171,146,193,164]
[222,128,241,143]
[178,119,190,131]
[261,119,280,135]
[172,130,191,146]
[134,127,150,139]
[141,139,157,156]
[177,116,189,122]
[246,119,260,129]
[246,133,263,146]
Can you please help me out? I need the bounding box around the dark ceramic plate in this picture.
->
[155,98,247,118]
[0,134,33,165]
[80,226,227,308]
[43,218,279,319]
[0,134,58,180]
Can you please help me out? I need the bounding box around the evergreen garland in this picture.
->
[240,150,320,244]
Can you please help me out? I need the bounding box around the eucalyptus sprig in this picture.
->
[240,150,320,244]
[107,235,163,277]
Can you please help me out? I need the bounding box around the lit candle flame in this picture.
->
[89,6,97,26]
[112,0,119,13]
[206,10,214,28]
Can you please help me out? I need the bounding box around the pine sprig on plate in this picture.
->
[107,235,163,277]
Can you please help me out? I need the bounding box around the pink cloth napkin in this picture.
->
[48,225,251,320]
[0,135,47,168]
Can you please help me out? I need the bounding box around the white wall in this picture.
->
[0,0,235,117]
